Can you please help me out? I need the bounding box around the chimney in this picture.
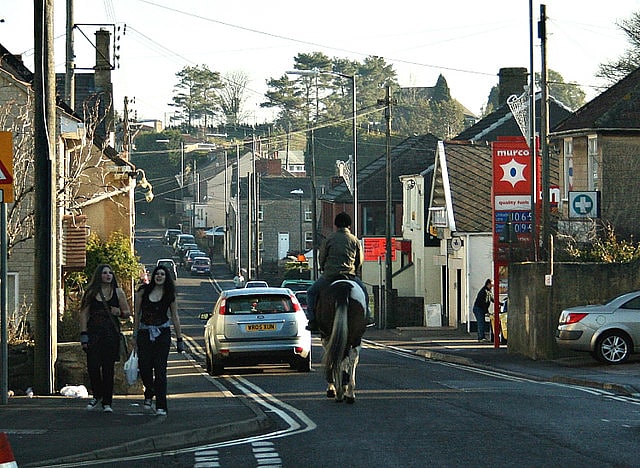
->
[498,67,528,106]
[94,28,114,143]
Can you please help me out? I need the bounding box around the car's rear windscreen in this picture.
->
[226,295,294,315]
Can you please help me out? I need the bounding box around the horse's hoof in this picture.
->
[326,389,335,398]
[346,396,355,404]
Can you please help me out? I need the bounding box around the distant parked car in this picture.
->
[184,249,207,270]
[280,279,314,292]
[294,290,308,314]
[244,280,269,288]
[163,228,182,246]
[556,290,640,364]
[201,287,311,375]
[190,257,211,276]
[156,258,178,280]
[173,234,196,253]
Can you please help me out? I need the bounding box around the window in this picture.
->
[429,207,447,227]
[304,231,313,244]
[304,210,312,222]
[564,138,573,198]
[588,135,598,190]
[258,206,264,222]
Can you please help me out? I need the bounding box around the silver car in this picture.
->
[202,287,311,375]
[556,290,640,364]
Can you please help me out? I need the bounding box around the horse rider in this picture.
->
[305,212,371,332]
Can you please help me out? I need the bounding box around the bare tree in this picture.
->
[0,96,35,255]
[597,11,640,83]
[218,70,250,126]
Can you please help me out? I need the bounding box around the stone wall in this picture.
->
[10,334,143,396]
[508,259,640,359]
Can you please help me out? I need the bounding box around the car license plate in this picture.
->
[246,323,276,332]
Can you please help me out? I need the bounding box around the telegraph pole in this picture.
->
[64,0,75,107]
[539,4,551,260]
[378,85,394,328]
[33,0,57,394]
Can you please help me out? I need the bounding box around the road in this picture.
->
[133,226,640,467]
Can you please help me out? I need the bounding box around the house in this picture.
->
[549,66,640,241]
[0,32,137,324]
[229,175,312,279]
[422,140,495,329]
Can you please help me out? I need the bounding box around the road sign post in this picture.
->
[0,132,13,405]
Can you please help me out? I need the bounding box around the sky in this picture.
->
[1,0,639,127]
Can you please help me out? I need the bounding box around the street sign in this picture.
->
[0,132,14,203]
[569,191,600,218]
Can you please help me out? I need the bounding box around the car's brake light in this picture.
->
[218,298,227,315]
[563,312,588,325]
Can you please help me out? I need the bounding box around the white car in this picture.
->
[244,280,269,288]
[201,287,311,375]
[156,258,178,280]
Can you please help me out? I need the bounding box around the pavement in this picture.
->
[3,253,640,467]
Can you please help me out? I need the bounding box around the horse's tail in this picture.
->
[322,282,350,383]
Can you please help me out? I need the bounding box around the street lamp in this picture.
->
[290,189,304,252]
[286,68,357,236]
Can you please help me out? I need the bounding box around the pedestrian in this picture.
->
[233,270,245,288]
[473,279,494,342]
[133,264,185,416]
[79,264,131,413]
[306,212,371,332]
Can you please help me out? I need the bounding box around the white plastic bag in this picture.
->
[60,384,89,398]
[124,350,139,385]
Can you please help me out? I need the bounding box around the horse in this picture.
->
[315,278,367,404]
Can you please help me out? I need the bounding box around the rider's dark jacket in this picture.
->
[318,227,362,279]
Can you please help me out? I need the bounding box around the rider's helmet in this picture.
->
[334,212,351,228]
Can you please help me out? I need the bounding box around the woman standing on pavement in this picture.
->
[133,265,185,416]
[79,264,131,413]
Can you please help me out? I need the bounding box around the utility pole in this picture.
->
[378,85,394,328]
[529,0,538,261]
[33,0,57,394]
[64,0,75,107]
[539,4,551,260]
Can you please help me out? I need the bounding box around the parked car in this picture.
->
[280,279,314,292]
[156,258,178,280]
[244,280,269,288]
[163,228,182,246]
[190,257,211,276]
[201,287,311,375]
[184,249,207,270]
[294,290,308,314]
[179,244,199,260]
[173,234,196,253]
[556,290,640,364]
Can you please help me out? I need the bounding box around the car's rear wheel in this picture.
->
[595,331,632,364]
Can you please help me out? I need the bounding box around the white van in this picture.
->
[173,234,196,253]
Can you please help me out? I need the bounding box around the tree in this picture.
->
[0,97,35,256]
[598,11,640,83]
[170,65,222,132]
[482,68,586,115]
[217,71,250,126]
[394,74,465,138]
[536,70,586,110]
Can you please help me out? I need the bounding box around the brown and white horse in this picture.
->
[315,279,366,403]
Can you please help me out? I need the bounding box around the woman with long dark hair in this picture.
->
[79,264,131,413]
[133,264,184,416]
